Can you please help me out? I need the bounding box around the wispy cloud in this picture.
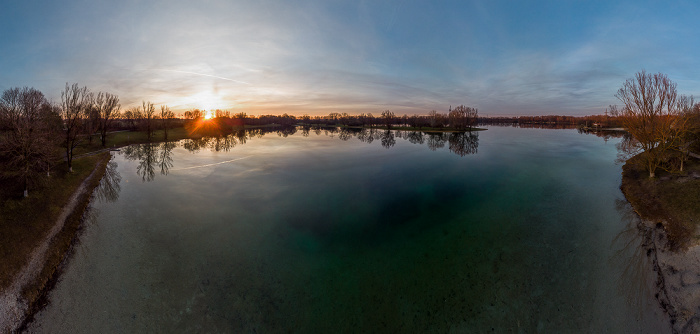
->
[157,69,251,86]
[1,0,700,116]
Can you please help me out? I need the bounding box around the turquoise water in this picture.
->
[28,127,668,333]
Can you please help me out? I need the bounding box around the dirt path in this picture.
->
[0,163,102,333]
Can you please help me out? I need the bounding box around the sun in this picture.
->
[203,110,214,120]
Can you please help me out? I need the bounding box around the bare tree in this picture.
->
[122,107,138,130]
[381,110,395,129]
[449,105,478,131]
[42,103,64,176]
[61,83,93,172]
[613,71,682,178]
[95,92,121,147]
[141,101,156,141]
[448,107,462,130]
[366,113,375,127]
[85,101,99,145]
[184,109,203,120]
[0,87,56,197]
[159,105,174,140]
[428,110,438,128]
[670,95,697,172]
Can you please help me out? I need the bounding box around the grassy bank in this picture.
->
[0,153,109,296]
[1,124,277,298]
[22,153,110,311]
[621,154,700,249]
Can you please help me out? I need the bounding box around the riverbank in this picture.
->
[621,155,700,333]
[0,124,300,332]
[0,153,110,333]
[0,127,198,333]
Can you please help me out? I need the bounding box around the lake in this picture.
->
[27,126,669,333]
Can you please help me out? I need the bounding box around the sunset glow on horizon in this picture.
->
[2,1,700,116]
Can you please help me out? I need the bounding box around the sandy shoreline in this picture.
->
[642,218,700,334]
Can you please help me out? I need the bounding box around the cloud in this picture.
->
[2,0,700,116]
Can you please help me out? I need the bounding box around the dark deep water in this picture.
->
[28,126,669,333]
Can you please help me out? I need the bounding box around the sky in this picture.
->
[1,0,700,117]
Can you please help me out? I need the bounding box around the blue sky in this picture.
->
[1,0,699,116]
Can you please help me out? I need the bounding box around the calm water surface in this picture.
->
[28,126,669,333]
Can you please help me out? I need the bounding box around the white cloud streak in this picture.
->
[2,0,700,116]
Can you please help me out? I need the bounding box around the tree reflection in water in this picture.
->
[356,128,375,144]
[120,126,481,182]
[95,159,121,202]
[122,142,175,182]
[338,128,352,141]
[133,143,157,182]
[187,127,479,157]
[277,126,297,137]
[448,131,479,156]
[209,135,237,152]
[426,132,447,151]
[610,199,658,319]
[234,128,248,144]
[158,142,175,176]
[380,130,396,149]
[406,131,425,145]
[182,137,209,153]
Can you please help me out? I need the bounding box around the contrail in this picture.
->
[170,156,251,171]
[159,69,252,85]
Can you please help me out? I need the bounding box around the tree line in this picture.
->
[0,83,175,197]
[293,105,479,130]
[479,114,625,128]
[181,105,479,131]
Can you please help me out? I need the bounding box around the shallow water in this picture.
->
[28,126,669,333]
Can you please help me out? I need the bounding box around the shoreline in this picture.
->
[621,157,700,333]
[635,215,700,333]
[0,153,110,333]
[2,126,687,332]
[0,124,299,332]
